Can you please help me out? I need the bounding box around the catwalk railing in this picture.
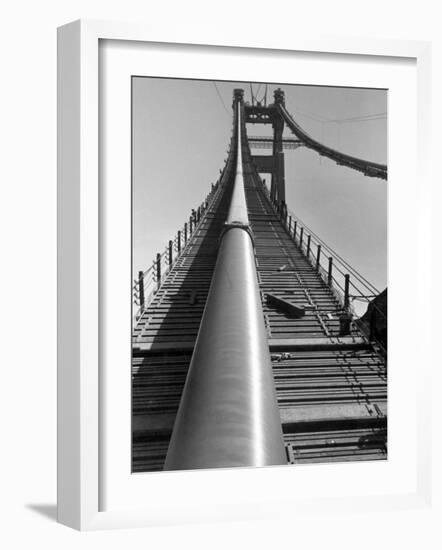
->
[262,182,387,349]
[132,181,220,323]
[133,115,238,323]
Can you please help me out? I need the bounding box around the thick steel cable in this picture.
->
[278,103,387,179]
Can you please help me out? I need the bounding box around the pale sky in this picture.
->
[132,77,387,300]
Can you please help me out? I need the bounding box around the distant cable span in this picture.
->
[277,103,387,180]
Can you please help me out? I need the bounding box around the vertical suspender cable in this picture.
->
[164,92,286,471]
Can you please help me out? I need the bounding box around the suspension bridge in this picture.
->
[132,87,387,472]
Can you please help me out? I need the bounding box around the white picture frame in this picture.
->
[57,19,433,531]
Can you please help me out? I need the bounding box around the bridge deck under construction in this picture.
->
[132,108,387,472]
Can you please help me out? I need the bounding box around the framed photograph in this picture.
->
[57,19,432,530]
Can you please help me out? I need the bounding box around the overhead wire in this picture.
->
[249,82,270,106]
[249,83,254,105]
[212,81,230,116]
[288,104,387,125]
[289,107,333,123]
[327,112,387,123]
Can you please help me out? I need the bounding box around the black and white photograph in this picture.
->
[4,0,438,543]
[131,77,387,472]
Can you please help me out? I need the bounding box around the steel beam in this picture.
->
[272,89,286,204]
[133,335,369,354]
[252,154,275,175]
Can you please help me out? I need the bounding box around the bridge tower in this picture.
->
[245,88,286,205]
